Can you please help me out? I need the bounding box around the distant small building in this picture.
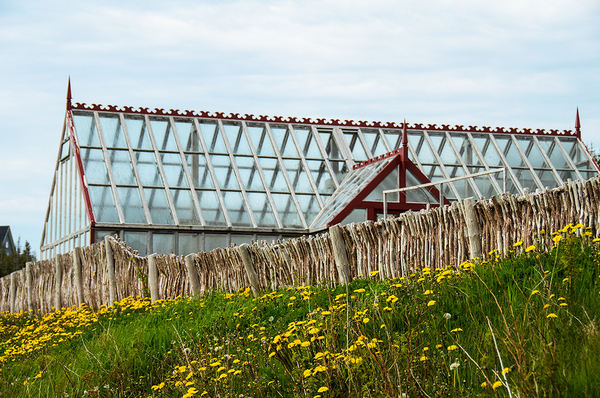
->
[0,226,16,256]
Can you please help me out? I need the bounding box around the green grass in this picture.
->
[1,226,600,397]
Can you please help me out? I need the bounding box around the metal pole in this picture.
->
[503,168,507,193]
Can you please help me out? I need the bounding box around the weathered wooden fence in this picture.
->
[1,177,599,314]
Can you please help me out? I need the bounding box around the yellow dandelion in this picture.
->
[363,318,370,324]
[513,240,523,247]
[481,381,487,388]
[547,313,558,318]
[525,245,536,252]
[427,300,436,307]
[353,288,366,293]
[318,386,329,393]
[370,270,380,277]
[447,345,458,351]
[420,356,428,361]
[502,367,511,375]
[492,381,503,390]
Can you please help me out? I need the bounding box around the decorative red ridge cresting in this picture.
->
[70,102,579,138]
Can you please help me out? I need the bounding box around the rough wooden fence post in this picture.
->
[26,262,33,312]
[463,197,483,260]
[238,244,260,297]
[9,272,16,313]
[105,236,117,305]
[54,254,62,310]
[184,254,201,297]
[148,254,159,303]
[73,247,85,306]
[329,224,352,284]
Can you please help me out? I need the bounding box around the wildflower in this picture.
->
[502,367,511,375]
[547,313,558,318]
[427,300,436,307]
[562,277,569,283]
[435,344,442,349]
[183,387,199,398]
[424,290,433,295]
[420,356,428,361]
[318,386,329,393]
[289,296,296,301]
[447,345,458,351]
[450,361,460,370]
[513,240,523,247]
[370,270,380,277]
[560,303,568,307]
[450,328,463,333]
[481,381,487,388]
[353,289,366,293]
[530,290,540,296]
[443,313,451,320]
[525,245,536,252]
[363,318,370,324]
[492,381,503,390]
[151,382,165,391]
[553,235,562,243]
[593,238,600,243]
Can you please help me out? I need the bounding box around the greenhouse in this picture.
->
[39,84,599,259]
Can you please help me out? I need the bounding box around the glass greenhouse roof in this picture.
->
[40,95,599,258]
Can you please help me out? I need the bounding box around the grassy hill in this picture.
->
[1,224,599,397]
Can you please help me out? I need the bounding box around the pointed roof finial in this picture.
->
[575,107,581,137]
[402,119,408,147]
[66,76,72,110]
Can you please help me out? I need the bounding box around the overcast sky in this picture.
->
[1,0,599,256]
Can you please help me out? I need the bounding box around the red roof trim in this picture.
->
[71,102,578,137]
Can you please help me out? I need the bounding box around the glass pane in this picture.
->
[197,190,227,226]
[160,153,189,188]
[150,119,178,151]
[247,125,275,156]
[235,156,265,191]
[318,129,343,160]
[342,130,368,161]
[247,192,277,227]
[88,185,119,222]
[185,154,214,189]
[341,208,366,226]
[199,121,227,153]
[512,168,538,192]
[107,150,137,185]
[117,187,146,224]
[383,129,403,151]
[231,234,252,247]
[362,129,388,157]
[81,148,110,184]
[283,159,314,193]
[144,188,174,225]
[95,230,118,242]
[171,189,201,225]
[296,194,321,225]
[205,234,228,251]
[179,233,202,255]
[153,233,174,254]
[366,167,399,201]
[405,170,440,204]
[494,136,526,167]
[329,160,349,183]
[409,133,436,164]
[175,121,197,151]
[295,127,322,158]
[272,126,299,158]
[134,151,164,186]
[124,232,147,256]
[224,123,252,155]
[221,191,251,226]
[538,138,571,170]
[271,193,303,227]
[306,160,336,194]
[516,137,548,169]
[450,134,484,167]
[73,114,100,147]
[125,117,153,150]
[210,155,241,190]
[472,135,503,168]
[259,158,289,192]
[99,115,127,148]
[429,133,458,166]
